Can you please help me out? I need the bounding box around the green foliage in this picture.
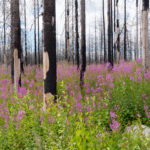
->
[0,63,150,149]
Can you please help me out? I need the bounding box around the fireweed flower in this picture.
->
[144,71,150,80]
[48,115,54,124]
[76,102,82,113]
[86,106,92,112]
[110,120,120,131]
[86,88,90,93]
[85,117,89,126]
[136,58,142,63]
[136,113,141,117]
[17,110,25,121]
[77,93,82,101]
[66,118,69,125]
[103,104,107,108]
[70,91,74,96]
[110,111,116,119]
[142,93,148,100]
[40,116,44,122]
[26,80,29,84]
[4,123,8,128]
[144,105,148,111]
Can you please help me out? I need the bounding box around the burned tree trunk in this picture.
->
[34,0,37,65]
[136,0,139,59]
[110,0,113,66]
[113,0,117,62]
[100,29,103,63]
[65,0,70,62]
[107,0,113,67]
[24,0,28,65]
[43,0,57,108]
[88,29,91,65]
[75,0,80,69]
[3,0,7,70]
[95,17,98,64]
[103,0,106,63]
[11,0,22,88]
[124,0,127,61]
[37,0,40,65]
[142,0,149,69]
[116,0,120,64]
[72,0,75,64]
[80,0,86,88]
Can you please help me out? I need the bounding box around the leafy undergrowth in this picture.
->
[0,59,150,149]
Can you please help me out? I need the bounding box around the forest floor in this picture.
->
[0,59,150,149]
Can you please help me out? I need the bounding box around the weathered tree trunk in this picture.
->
[142,0,149,69]
[103,0,106,63]
[136,0,139,59]
[110,0,113,66]
[34,0,37,65]
[124,0,127,61]
[24,0,28,65]
[75,0,80,69]
[88,28,91,65]
[100,29,103,63]
[113,0,117,62]
[3,0,7,70]
[80,0,86,88]
[140,12,142,59]
[37,0,40,65]
[66,0,70,62]
[72,0,75,64]
[11,0,22,88]
[95,17,98,64]
[116,0,120,64]
[107,0,113,67]
[91,37,94,63]
[43,0,57,108]
[65,0,67,60]
[129,33,132,61]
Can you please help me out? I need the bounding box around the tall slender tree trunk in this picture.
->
[129,33,132,61]
[80,0,86,88]
[3,0,7,69]
[43,0,57,108]
[103,0,106,63]
[34,0,37,65]
[11,0,22,88]
[66,0,70,62]
[91,37,94,63]
[142,0,149,69]
[72,0,75,64]
[65,0,67,60]
[88,28,91,65]
[95,17,98,64]
[24,0,28,65]
[114,0,117,62]
[136,0,139,59]
[111,0,113,66]
[116,0,120,64]
[107,0,113,67]
[140,12,142,59]
[37,0,40,65]
[124,0,127,61]
[75,0,80,69]
[100,29,103,63]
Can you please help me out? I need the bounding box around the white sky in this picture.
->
[24,0,138,35]
[0,0,145,51]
